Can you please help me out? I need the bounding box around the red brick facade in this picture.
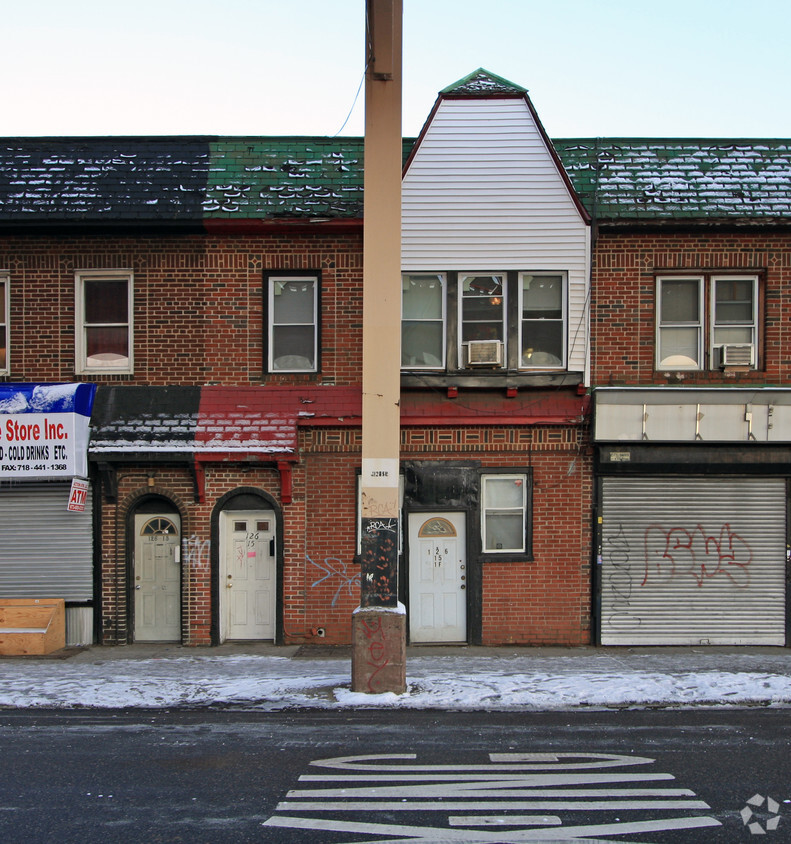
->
[1,228,592,648]
[591,230,791,386]
[0,230,363,387]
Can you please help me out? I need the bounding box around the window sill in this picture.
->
[479,553,534,564]
[401,371,583,390]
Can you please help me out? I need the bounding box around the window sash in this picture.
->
[657,277,703,369]
[459,274,505,363]
[268,276,318,372]
[481,474,527,554]
[401,274,446,369]
[76,272,133,373]
[711,276,757,359]
[520,273,566,368]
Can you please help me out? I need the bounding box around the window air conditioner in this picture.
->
[464,340,503,366]
[721,344,754,367]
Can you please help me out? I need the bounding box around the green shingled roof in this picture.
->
[554,139,791,222]
[440,68,527,96]
[0,135,788,226]
[205,137,364,219]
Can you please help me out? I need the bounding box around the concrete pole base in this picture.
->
[351,606,407,694]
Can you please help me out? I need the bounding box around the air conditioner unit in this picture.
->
[464,340,503,367]
[721,344,754,367]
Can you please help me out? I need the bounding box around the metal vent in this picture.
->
[464,340,503,366]
[721,344,754,367]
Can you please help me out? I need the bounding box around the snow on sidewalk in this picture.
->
[2,651,791,710]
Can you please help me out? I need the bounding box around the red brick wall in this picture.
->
[0,230,363,386]
[99,420,591,648]
[400,423,592,647]
[591,230,791,385]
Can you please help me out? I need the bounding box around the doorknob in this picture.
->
[135,585,141,590]
[460,584,466,590]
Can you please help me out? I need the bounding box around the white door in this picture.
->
[220,511,276,641]
[134,514,181,642]
[408,512,467,643]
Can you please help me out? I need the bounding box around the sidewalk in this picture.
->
[1,643,791,711]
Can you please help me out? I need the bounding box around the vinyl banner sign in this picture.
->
[0,383,96,480]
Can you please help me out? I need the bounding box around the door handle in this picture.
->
[135,585,141,590]
[460,584,466,590]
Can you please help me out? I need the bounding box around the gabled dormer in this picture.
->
[401,69,591,387]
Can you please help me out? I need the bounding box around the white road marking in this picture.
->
[309,753,657,771]
[287,774,676,798]
[263,813,721,840]
[263,752,722,841]
[277,799,711,811]
[448,816,562,827]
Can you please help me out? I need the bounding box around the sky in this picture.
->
[1,0,790,140]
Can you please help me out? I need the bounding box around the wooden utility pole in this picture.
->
[351,0,405,694]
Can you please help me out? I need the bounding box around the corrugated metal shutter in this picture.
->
[0,483,93,601]
[600,476,786,645]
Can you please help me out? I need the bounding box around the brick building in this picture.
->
[559,139,791,645]
[1,70,788,648]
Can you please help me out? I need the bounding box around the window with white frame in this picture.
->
[76,271,133,373]
[481,472,529,554]
[520,273,565,368]
[657,274,758,370]
[267,274,318,372]
[401,273,445,368]
[401,271,570,373]
[711,276,758,367]
[0,273,8,373]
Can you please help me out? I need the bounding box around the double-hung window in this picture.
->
[401,273,445,368]
[481,472,530,555]
[520,273,565,368]
[266,274,318,373]
[657,274,758,370]
[0,273,8,373]
[76,271,133,373]
[460,273,505,366]
[711,276,758,367]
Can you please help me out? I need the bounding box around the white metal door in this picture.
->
[134,514,181,642]
[408,512,467,643]
[600,476,786,645]
[221,511,275,641]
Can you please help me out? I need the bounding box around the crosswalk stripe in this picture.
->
[276,800,711,811]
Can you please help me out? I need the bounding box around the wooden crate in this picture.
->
[0,598,66,655]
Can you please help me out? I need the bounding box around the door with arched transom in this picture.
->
[408,512,467,642]
[134,513,181,641]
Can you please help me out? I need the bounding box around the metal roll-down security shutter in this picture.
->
[0,482,93,600]
[600,476,786,645]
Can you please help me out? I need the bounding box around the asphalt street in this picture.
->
[0,708,788,843]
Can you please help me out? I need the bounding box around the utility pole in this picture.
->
[351,0,405,694]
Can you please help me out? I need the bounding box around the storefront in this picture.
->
[594,387,791,646]
[0,383,97,645]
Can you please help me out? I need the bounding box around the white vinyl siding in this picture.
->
[402,98,589,376]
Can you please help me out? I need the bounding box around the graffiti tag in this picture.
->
[643,523,752,588]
